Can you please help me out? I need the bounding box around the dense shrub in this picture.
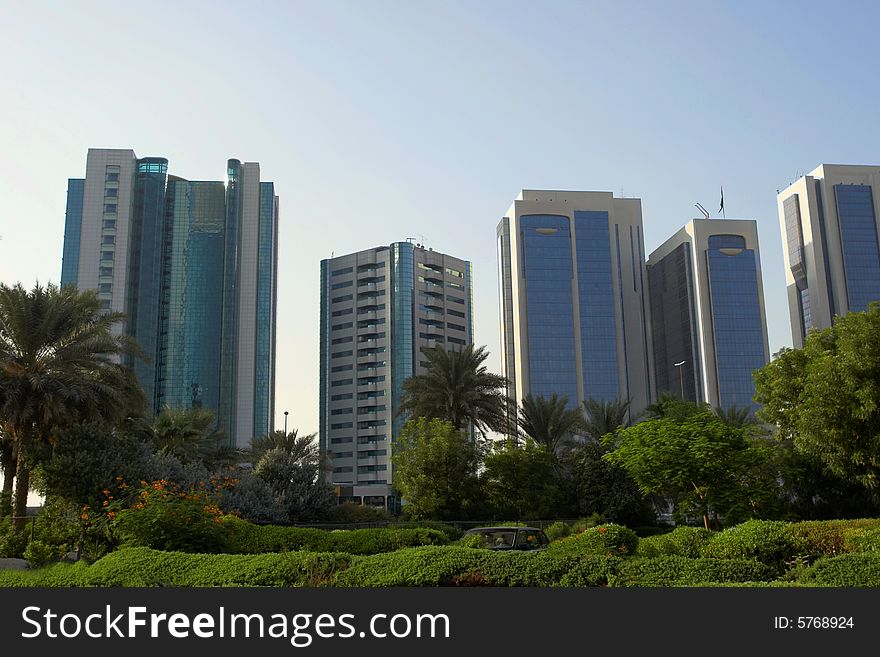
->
[797,553,880,586]
[638,526,714,558]
[545,517,601,543]
[841,527,880,554]
[23,540,60,567]
[112,482,229,553]
[548,524,638,557]
[393,521,463,542]
[790,519,880,559]
[557,556,620,586]
[613,556,775,587]
[701,520,806,569]
[224,517,448,555]
[327,503,390,523]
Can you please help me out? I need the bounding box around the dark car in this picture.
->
[463,526,550,551]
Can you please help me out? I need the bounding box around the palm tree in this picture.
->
[714,405,757,428]
[398,345,510,436]
[0,282,145,529]
[0,426,14,517]
[152,406,235,467]
[249,428,321,466]
[582,398,634,441]
[644,392,705,421]
[517,393,585,454]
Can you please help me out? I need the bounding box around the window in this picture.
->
[333,451,354,459]
[333,467,353,474]
[358,262,385,271]
[357,318,385,329]
[99,267,113,277]
[332,294,353,303]
[330,423,353,431]
[331,308,353,317]
[331,322,353,330]
[419,333,445,342]
[330,378,353,387]
[445,267,463,278]
[101,250,114,261]
[357,389,386,399]
[448,336,466,346]
[331,336,353,345]
[105,188,118,198]
[331,281,352,290]
[330,435,353,443]
[99,283,112,293]
[330,364,353,372]
[332,266,353,276]
[358,304,386,314]
[331,350,353,359]
[357,419,386,429]
[357,375,386,385]
[102,235,115,245]
[104,204,117,214]
[447,322,466,332]
[447,281,465,290]
[100,300,111,311]
[358,361,386,371]
[358,435,385,444]
[447,295,465,304]
[357,464,387,473]
[330,408,353,416]
[103,219,116,229]
[105,172,119,182]
[358,405,386,413]
[331,393,353,401]
[359,449,388,458]
[448,309,466,318]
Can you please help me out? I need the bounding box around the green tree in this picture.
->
[253,431,335,522]
[249,429,319,466]
[0,283,145,529]
[517,393,584,453]
[644,392,706,421]
[755,304,880,499]
[483,439,557,519]
[582,398,634,441]
[714,405,758,427]
[563,442,655,526]
[398,345,509,436]
[152,406,238,470]
[604,411,777,529]
[392,417,486,520]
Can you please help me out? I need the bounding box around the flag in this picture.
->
[719,185,724,214]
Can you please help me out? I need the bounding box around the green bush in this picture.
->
[797,553,880,586]
[0,561,90,587]
[392,521,463,542]
[638,526,714,558]
[790,519,880,559]
[701,520,806,569]
[23,540,60,567]
[613,556,775,587]
[548,524,638,557]
[224,517,448,555]
[326,503,390,523]
[112,484,229,553]
[557,556,620,586]
[842,527,880,554]
[545,517,601,543]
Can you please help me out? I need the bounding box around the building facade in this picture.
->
[497,190,653,417]
[61,148,278,447]
[778,164,880,347]
[319,242,473,508]
[647,219,770,411]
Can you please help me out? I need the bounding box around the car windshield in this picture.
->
[469,529,517,549]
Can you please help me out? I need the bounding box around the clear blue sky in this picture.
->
[1,0,878,436]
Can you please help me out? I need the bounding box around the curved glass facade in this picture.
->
[707,235,765,410]
[391,242,414,440]
[253,182,276,440]
[834,184,880,313]
[218,159,241,440]
[521,215,577,404]
[61,178,84,288]
[574,211,618,402]
[156,180,226,414]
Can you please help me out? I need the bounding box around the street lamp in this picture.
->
[283,411,289,434]
[673,361,686,401]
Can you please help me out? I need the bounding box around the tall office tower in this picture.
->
[778,164,880,348]
[647,219,770,412]
[319,241,473,508]
[497,190,653,418]
[61,149,278,447]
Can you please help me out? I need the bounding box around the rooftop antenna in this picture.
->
[695,203,710,220]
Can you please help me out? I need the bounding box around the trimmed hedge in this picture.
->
[789,519,880,559]
[548,524,639,557]
[638,527,713,558]
[797,553,880,587]
[613,556,775,587]
[224,518,448,555]
[0,548,353,587]
[701,520,806,570]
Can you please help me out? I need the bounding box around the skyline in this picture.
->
[2,1,880,436]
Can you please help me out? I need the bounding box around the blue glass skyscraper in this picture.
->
[778,165,880,347]
[497,190,653,417]
[61,149,278,447]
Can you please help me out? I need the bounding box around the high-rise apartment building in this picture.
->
[778,164,880,347]
[497,190,653,417]
[319,241,473,508]
[647,219,769,411]
[61,148,278,447]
